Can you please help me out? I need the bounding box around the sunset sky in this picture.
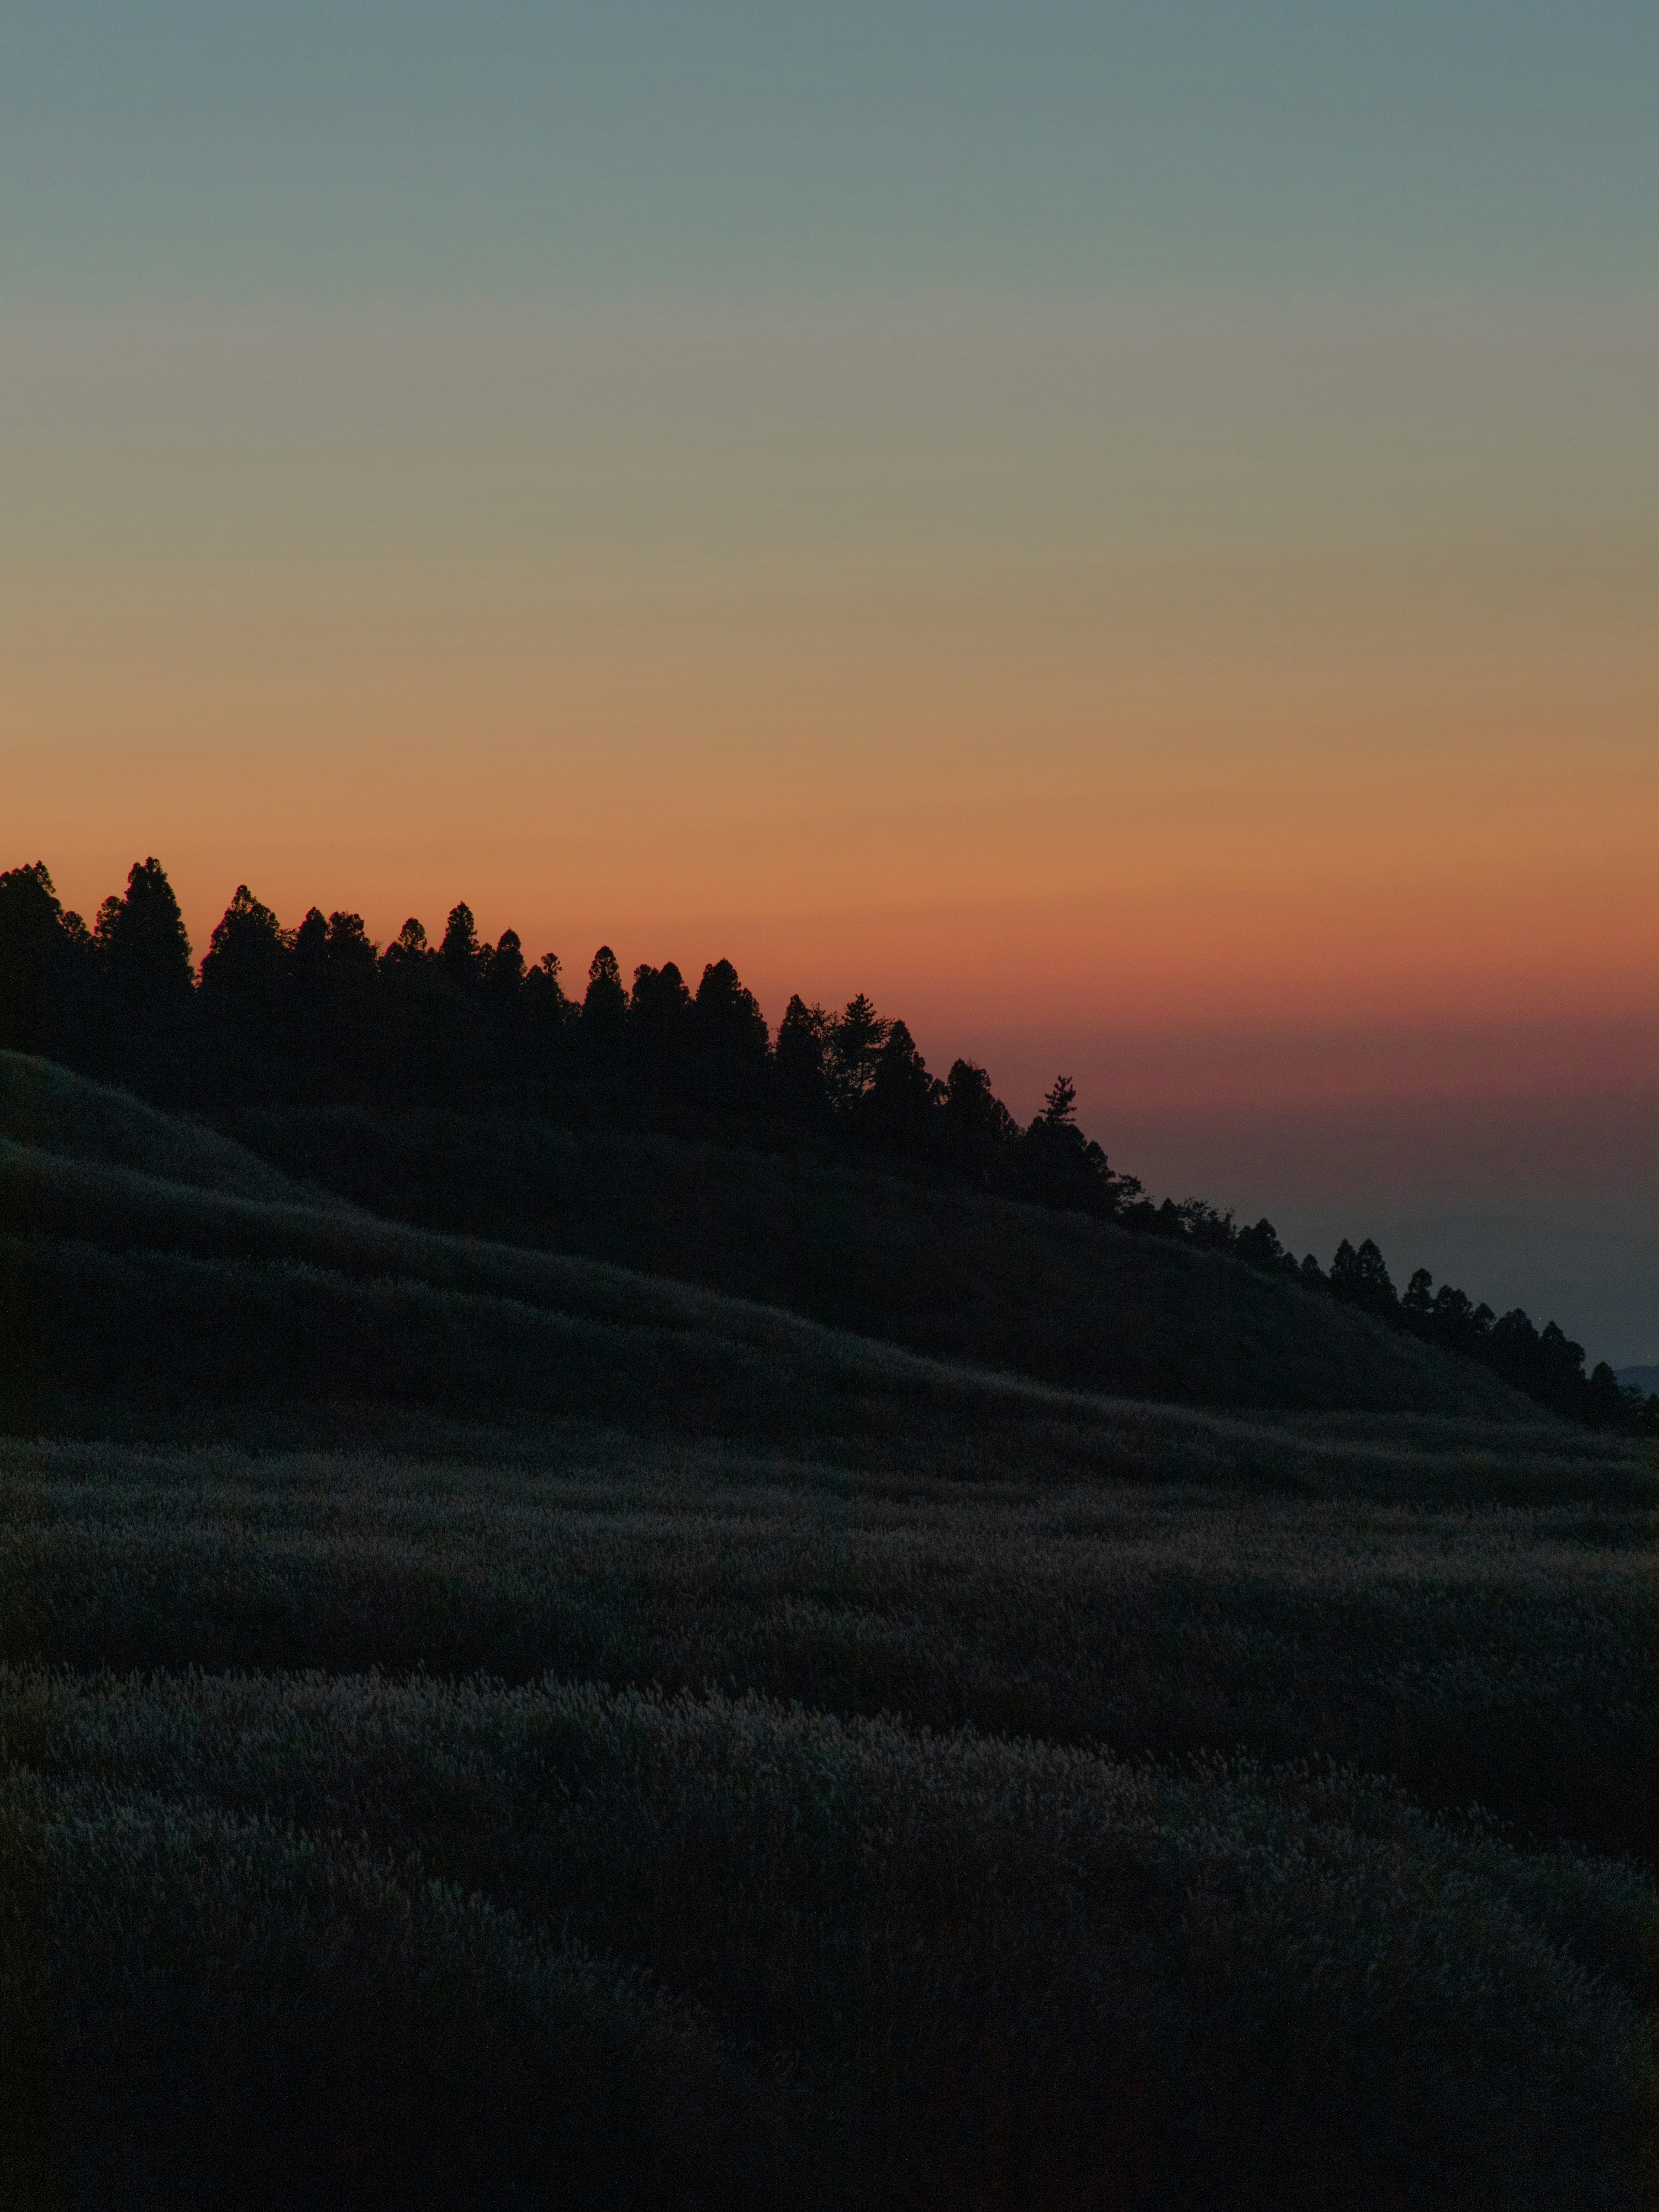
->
[3,0,1655,1358]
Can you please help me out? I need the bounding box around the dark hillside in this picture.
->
[239,1103,1530,1418]
[0,1054,1652,2209]
[0,1138,1567,1492]
[0,1052,327,1208]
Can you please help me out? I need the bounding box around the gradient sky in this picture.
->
[3,1,1656,1358]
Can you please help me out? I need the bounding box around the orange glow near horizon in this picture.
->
[3,295,1655,1133]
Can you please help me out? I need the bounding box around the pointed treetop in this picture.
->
[1040,1074,1078,1127]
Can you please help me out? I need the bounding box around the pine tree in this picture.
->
[0,861,79,1056]
[858,1019,940,1152]
[581,947,628,1071]
[689,960,770,1108]
[97,858,194,1006]
[826,994,888,1113]
[92,858,196,1093]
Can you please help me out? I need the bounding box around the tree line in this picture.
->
[1,855,1649,1432]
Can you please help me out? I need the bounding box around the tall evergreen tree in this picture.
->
[0,862,79,1056]
[382,918,431,968]
[628,962,693,1097]
[483,928,525,1007]
[1234,1218,1294,1276]
[580,947,628,1074]
[688,959,769,1109]
[1329,1237,1397,1316]
[772,995,831,1120]
[1039,1074,1078,1127]
[826,994,888,1113]
[521,950,571,1081]
[200,885,286,1001]
[938,1058,1019,1180]
[283,908,332,1081]
[92,858,195,1093]
[96,858,194,1006]
[440,903,483,992]
[199,885,288,1100]
[858,1019,939,1153]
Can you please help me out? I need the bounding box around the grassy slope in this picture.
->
[0,1052,326,1206]
[4,1431,1648,1855]
[3,1421,1653,2211]
[2,1055,1654,2209]
[0,1054,1527,1459]
[7,1654,1648,2212]
[238,1101,1527,1415]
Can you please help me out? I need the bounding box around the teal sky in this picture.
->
[3,0,1656,300]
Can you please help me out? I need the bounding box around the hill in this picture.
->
[2,1052,1652,2210]
[1,1083,1559,1491]
[235,1101,1529,1418]
[0,1051,329,1208]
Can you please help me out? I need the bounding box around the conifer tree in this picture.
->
[200,885,286,1001]
[580,947,628,1073]
[773,995,831,1119]
[858,1019,939,1152]
[689,959,769,1107]
[440,903,483,991]
[97,858,194,1006]
[0,861,78,1055]
[92,858,196,1093]
[826,994,888,1112]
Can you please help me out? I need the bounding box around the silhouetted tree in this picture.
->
[1329,1237,1397,1318]
[772,995,832,1121]
[628,962,693,1100]
[307,910,378,1085]
[200,885,285,1000]
[1235,1218,1296,1276]
[440,903,483,993]
[474,929,525,1081]
[1173,1198,1236,1251]
[938,1058,1019,1182]
[826,995,888,1113]
[1427,1284,1492,1354]
[857,1019,940,1153]
[1016,1074,1131,1214]
[97,858,194,1006]
[581,947,628,1077]
[522,951,571,1082]
[1040,1075,1078,1128]
[481,929,524,1026]
[383,918,431,969]
[93,858,195,1094]
[0,862,84,1058]
[326,912,378,972]
[372,919,440,1093]
[688,959,770,1110]
[1587,1362,1630,1423]
[198,885,289,1100]
[288,907,331,1049]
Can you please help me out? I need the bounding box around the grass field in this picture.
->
[0,1055,1653,2208]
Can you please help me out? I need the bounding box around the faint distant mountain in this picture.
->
[1616,1364,1659,1395]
